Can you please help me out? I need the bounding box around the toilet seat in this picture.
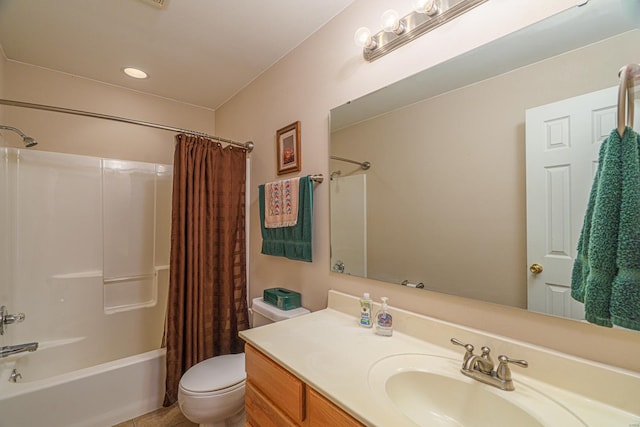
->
[179,379,245,398]
[179,353,246,394]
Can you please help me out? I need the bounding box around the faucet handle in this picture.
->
[4,312,25,324]
[496,355,528,381]
[450,338,475,365]
[0,306,26,336]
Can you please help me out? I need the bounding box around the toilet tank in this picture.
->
[250,297,310,327]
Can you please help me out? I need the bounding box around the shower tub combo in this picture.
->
[0,147,172,426]
[0,344,166,426]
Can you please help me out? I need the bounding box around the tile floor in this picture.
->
[113,403,197,427]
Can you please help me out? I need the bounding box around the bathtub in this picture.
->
[0,343,166,427]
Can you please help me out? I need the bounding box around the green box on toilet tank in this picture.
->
[263,288,302,310]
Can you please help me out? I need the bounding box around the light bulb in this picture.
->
[413,0,439,16]
[354,27,376,49]
[380,9,404,34]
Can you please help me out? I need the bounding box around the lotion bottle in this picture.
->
[359,293,373,328]
[375,297,393,336]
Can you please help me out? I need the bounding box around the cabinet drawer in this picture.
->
[245,381,299,427]
[245,344,305,423]
[307,388,365,427]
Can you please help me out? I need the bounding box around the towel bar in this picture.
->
[310,174,324,184]
[617,63,640,137]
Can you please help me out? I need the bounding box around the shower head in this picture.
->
[22,136,38,148]
[0,125,38,148]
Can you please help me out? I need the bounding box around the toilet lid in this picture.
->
[180,353,246,393]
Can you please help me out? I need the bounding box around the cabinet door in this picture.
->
[245,344,305,423]
[245,381,299,427]
[307,388,365,427]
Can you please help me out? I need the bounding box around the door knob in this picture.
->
[529,263,543,274]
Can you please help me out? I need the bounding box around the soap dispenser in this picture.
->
[375,297,393,336]
[359,293,373,328]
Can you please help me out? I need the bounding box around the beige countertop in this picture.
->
[239,290,640,426]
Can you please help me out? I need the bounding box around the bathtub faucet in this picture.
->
[0,342,38,358]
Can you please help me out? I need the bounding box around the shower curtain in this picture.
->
[163,134,249,406]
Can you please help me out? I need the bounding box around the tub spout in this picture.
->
[0,342,38,358]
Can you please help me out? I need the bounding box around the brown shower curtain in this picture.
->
[163,134,249,407]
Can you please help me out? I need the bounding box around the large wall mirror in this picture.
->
[329,0,640,328]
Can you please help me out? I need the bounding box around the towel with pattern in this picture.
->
[264,177,300,228]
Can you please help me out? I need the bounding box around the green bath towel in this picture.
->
[259,175,313,262]
[570,141,604,307]
[610,127,640,330]
[571,127,640,330]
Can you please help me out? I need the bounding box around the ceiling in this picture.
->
[0,0,355,110]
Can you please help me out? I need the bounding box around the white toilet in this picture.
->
[178,297,310,427]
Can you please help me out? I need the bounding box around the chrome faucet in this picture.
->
[0,342,38,358]
[451,338,527,391]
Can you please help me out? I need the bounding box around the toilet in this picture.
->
[178,297,310,427]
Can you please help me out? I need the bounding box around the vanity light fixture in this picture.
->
[380,9,405,35]
[413,0,440,16]
[355,0,488,62]
[354,27,377,50]
[123,67,148,79]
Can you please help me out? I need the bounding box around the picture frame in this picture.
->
[276,121,301,175]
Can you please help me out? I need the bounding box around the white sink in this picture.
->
[368,354,586,427]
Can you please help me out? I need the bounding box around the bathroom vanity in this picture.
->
[240,290,640,426]
[244,344,363,426]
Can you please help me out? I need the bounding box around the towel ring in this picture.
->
[617,64,640,137]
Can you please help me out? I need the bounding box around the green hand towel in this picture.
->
[610,128,640,330]
[259,176,313,262]
[571,140,605,304]
[571,128,625,327]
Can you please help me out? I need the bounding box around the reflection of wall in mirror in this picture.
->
[330,30,640,308]
[330,174,367,277]
[0,148,12,316]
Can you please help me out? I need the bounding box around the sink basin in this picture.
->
[368,354,585,427]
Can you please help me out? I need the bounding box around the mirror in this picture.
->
[329,0,640,323]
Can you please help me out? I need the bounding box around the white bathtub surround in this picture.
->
[240,290,640,426]
[0,148,172,426]
[0,349,165,427]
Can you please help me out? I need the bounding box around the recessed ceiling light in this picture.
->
[123,67,148,79]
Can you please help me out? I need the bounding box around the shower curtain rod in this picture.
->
[0,98,254,152]
[330,155,371,170]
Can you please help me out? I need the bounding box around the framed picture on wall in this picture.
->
[276,121,301,175]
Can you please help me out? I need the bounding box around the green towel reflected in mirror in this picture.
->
[572,127,640,330]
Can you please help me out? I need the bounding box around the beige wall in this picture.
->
[0,46,6,119]
[217,0,640,372]
[331,31,640,308]
[0,59,215,164]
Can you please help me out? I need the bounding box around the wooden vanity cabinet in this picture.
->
[245,344,365,427]
[306,387,364,427]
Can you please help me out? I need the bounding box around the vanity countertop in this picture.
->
[239,290,640,426]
